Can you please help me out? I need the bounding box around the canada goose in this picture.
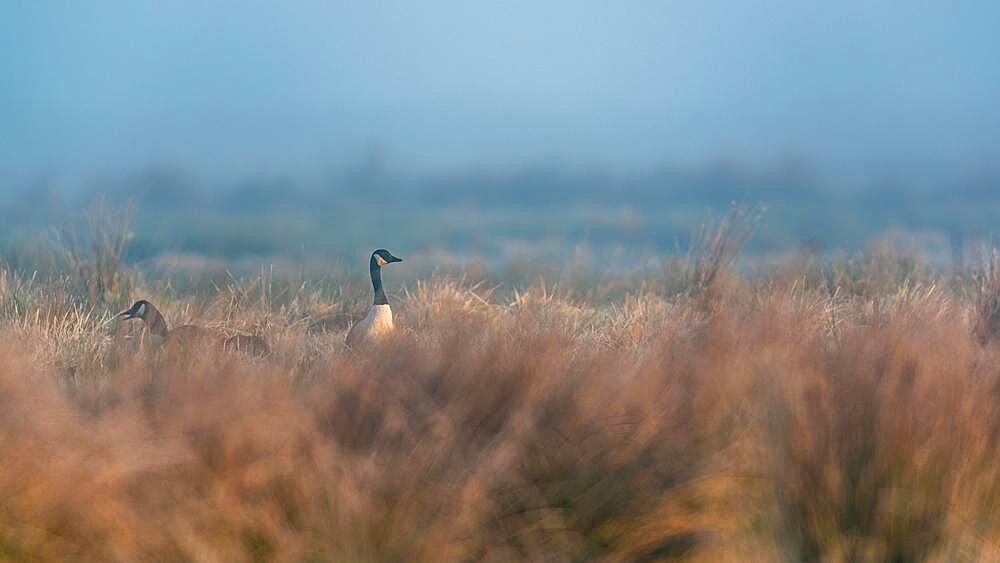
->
[346,249,402,347]
[117,299,269,357]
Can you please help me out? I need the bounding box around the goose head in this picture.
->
[370,249,402,268]
[118,299,153,320]
[117,299,170,340]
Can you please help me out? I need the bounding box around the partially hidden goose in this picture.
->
[117,299,269,357]
[346,249,402,347]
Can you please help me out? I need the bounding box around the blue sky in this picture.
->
[3,1,999,178]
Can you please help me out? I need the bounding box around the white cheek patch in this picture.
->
[375,254,388,266]
[137,303,147,317]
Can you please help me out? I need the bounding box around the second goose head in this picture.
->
[369,249,402,305]
[118,299,169,338]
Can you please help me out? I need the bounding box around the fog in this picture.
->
[4,1,999,180]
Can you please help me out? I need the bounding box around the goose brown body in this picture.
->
[117,300,269,357]
[224,334,271,356]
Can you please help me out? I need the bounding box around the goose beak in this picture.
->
[389,255,402,263]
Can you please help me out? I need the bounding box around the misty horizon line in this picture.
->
[4,150,998,194]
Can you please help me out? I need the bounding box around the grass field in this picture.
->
[1,208,1000,562]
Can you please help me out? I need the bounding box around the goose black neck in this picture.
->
[370,260,389,305]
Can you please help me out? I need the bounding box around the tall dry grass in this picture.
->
[0,262,998,562]
[49,199,137,308]
[1,206,1000,561]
